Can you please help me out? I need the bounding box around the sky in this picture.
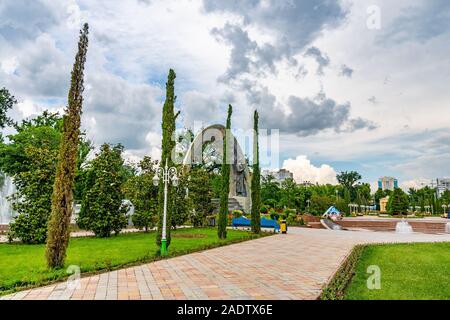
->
[1,0,449,191]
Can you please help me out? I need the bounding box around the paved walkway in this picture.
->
[2,228,450,300]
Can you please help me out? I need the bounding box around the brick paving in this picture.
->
[2,228,449,300]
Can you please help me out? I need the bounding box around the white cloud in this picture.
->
[282,155,337,185]
[1,57,19,75]
[17,100,45,118]
[399,178,432,191]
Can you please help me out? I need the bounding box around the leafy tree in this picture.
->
[156,69,179,248]
[77,144,128,237]
[336,171,361,201]
[261,174,281,207]
[441,190,450,206]
[218,105,232,239]
[309,194,334,216]
[250,110,261,234]
[210,172,222,198]
[355,183,371,204]
[0,112,62,243]
[0,87,16,142]
[187,167,214,227]
[279,178,298,209]
[123,156,159,232]
[336,171,362,189]
[387,188,409,215]
[46,23,89,268]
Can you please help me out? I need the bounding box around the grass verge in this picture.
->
[344,242,450,300]
[0,227,268,296]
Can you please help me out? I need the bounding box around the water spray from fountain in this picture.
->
[0,174,16,225]
[395,218,413,234]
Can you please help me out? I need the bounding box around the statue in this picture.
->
[236,163,247,197]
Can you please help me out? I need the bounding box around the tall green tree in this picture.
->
[156,69,179,248]
[218,105,232,239]
[46,23,89,268]
[250,110,261,234]
[77,144,128,237]
[261,175,281,208]
[0,87,16,142]
[279,178,298,209]
[336,171,362,201]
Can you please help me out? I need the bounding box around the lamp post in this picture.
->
[306,199,311,213]
[153,159,178,256]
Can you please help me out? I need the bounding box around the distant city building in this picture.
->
[435,178,450,196]
[262,169,294,184]
[378,176,398,191]
[298,181,315,187]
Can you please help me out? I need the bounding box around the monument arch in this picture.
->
[182,124,252,212]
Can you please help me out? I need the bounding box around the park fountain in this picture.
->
[395,218,413,234]
[0,175,16,225]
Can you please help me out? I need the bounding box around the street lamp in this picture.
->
[153,158,178,256]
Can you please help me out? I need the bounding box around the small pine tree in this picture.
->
[46,24,89,268]
[387,188,409,216]
[251,110,261,234]
[77,144,128,237]
[156,69,179,248]
[218,105,232,239]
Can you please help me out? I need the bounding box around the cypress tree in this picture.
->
[218,105,232,239]
[156,69,178,248]
[45,24,89,268]
[251,110,261,234]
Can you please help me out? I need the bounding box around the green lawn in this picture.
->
[0,228,261,295]
[345,242,450,300]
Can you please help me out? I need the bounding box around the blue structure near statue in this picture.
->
[232,216,280,232]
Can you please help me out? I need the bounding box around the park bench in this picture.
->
[232,216,280,232]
